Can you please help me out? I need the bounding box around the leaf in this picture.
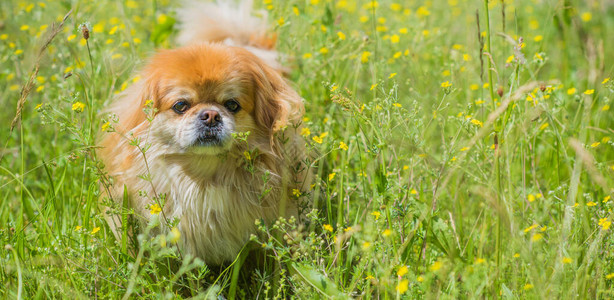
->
[288,262,347,299]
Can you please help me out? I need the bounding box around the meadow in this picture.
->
[1,0,613,298]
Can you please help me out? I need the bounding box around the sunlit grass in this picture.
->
[1,0,613,298]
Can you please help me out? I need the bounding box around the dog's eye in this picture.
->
[172,101,190,114]
[224,99,241,113]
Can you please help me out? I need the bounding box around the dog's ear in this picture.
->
[108,74,160,134]
[249,57,303,133]
[97,74,159,173]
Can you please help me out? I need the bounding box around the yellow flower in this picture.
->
[581,12,592,22]
[292,189,301,197]
[371,211,381,220]
[319,47,329,55]
[67,34,76,41]
[524,283,534,290]
[389,73,397,79]
[534,35,543,42]
[72,102,86,112]
[370,84,378,91]
[567,88,576,95]
[396,279,409,294]
[441,81,452,88]
[243,151,251,161]
[74,225,82,231]
[361,241,371,249]
[312,136,323,144]
[150,203,162,215]
[460,147,469,152]
[584,89,594,95]
[277,17,284,26]
[528,194,536,202]
[416,6,430,16]
[399,27,408,34]
[607,273,614,279]
[506,55,514,64]
[91,227,100,234]
[591,142,600,148]
[429,261,442,271]
[361,51,372,63]
[531,233,543,241]
[390,34,399,43]
[363,1,378,9]
[170,227,181,243]
[328,173,336,181]
[339,142,348,151]
[397,265,408,277]
[524,224,538,233]
[470,84,479,90]
[337,31,346,40]
[302,53,312,59]
[0,34,8,40]
[390,3,402,11]
[470,119,483,127]
[382,229,392,237]
[602,77,610,84]
[157,14,168,24]
[93,23,104,33]
[513,253,520,258]
[301,127,311,137]
[586,201,597,207]
[416,275,424,282]
[101,122,110,131]
[410,188,417,195]
[323,224,333,232]
[475,258,485,264]
[562,257,572,264]
[540,123,549,130]
[603,196,611,203]
[109,25,118,35]
[292,7,299,16]
[20,25,30,31]
[599,218,611,230]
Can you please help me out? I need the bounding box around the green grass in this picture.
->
[1,0,614,298]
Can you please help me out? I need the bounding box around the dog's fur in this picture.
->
[98,0,307,265]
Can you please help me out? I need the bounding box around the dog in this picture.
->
[97,0,308,265]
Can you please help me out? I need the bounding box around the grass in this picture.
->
[1,0,614,298]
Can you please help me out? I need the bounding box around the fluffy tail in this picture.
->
[176,0,283,70]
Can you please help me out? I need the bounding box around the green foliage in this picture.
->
[1,0,613,298]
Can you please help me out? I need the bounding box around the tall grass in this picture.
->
[1,0,613,298]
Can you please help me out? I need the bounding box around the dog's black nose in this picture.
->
[199,110,221,127]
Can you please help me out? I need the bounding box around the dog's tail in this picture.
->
[176,0,282,70]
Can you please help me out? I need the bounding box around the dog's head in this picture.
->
[107,43,302,159]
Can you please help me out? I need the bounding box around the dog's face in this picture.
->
[116,43,301,157]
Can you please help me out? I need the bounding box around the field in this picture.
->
[1,0,614,298]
